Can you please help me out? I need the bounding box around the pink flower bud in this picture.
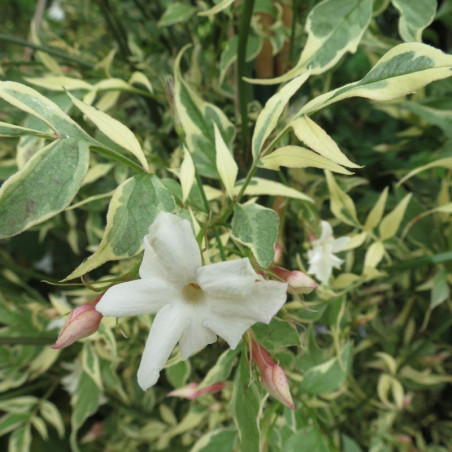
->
[167,382,224,400]
[271,266,317,294]
[273,243,283,265]
[51,298,103,349]
[251,338,295,410]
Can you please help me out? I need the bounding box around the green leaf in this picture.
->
[252,318,300,349]
[392,0,437,42]
[70,372,101,452]
[174,46,235,178]
[220,35,262,84]
[379,193,412,241]
[39,401,65,438]
[198,0,234,17]
[158,3,196,27]
[325,171,359,225]
[300,43,452,115]
[0,81,88,138]
[402,101,452,138]
[431,269,449,310]
[0,138,90,239]
[397,157,452,186]
[231,353,262,452]
[298,342,352,395]
[192,428,237,452]
[82,343,103,390]
[65,174,175,279]
[251,73,310,160]
[0,121,55,139]
[283,426,330,452]
[199,349,238,389]
[250,0,372,84]
[8,425,31,452]
[0,413,29,437]
[260,145,352,174]
[67,91,149,171]
[166,360,191,388]
[232,203,279,268]
[291,116,359,168]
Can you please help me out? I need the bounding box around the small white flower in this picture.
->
[307,221,350,284]
[96,212,287,390]
[47,0,65,22]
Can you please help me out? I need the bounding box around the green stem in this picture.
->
[194,171,227,261]
[0,33,95,68]
[237,0,255,160]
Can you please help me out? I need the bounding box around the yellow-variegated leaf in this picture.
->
[325,171,359,225]
[129,72,153,93]
[397,157,452,185]
[364,241,385,268]
[67,91,149,171]
[291,116,359,168]
[180,147,195,203]
[65,174,174,280]
[0,121,55,139]
[0,139,90,238]
[24,76,92,91]
[174,46,235,178]
[300,43,452,115]
[30,23,63,76]
[214,123,238,198]
[392,0,437,42]
[364,187,389,230]
[260,145,352,174]
[234,177,313,202]
[379,193,412,241]
[252,72,310,160]
[198,0,234,16]
[246,0,372,84]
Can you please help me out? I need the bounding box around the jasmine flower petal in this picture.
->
[197,258,257,298]
[179,318,217,360]
[96,279,174,317]
[147,212,201,283]
[137,305,187,390]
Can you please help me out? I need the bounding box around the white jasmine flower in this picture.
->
[96,212,287,390]
[47,0,65,22]
[307,221,350,284]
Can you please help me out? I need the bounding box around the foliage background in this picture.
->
[0,0,452,451]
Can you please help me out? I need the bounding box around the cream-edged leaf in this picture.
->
[129,72,154,93]
[392,0,437,42]
[245,0,372,84]
[325,171,359,225]
[214,123,238,198]
[291,116,360,168]
[300,43,452,115]
[65,174,175,280]
[364,241,385,268]
[379,193,412,241]
[397,157,452,186]
[252,72,310,160]
[24,76,92,91]
[234,177,313,202]
[198,0,234,16]
[67,91,149,171]
[364,187,389,230]
[180,147,195,203]
[260,145,352,174]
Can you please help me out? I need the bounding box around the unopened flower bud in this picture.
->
[167,382,224,400]
[52,298,103,349]
[271,266,317,294]
[251,338,294,410]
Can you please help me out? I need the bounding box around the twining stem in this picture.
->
[0,33,95,68]
[194,170,227,261]
[237,0,255,160]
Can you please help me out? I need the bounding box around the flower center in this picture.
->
[182,282,204,304]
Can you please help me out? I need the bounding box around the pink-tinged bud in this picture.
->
[51,298,103,349]
[271,266,317,294]
[251,338,295,410]
[167,382,224,400]
[273,243,283,265]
